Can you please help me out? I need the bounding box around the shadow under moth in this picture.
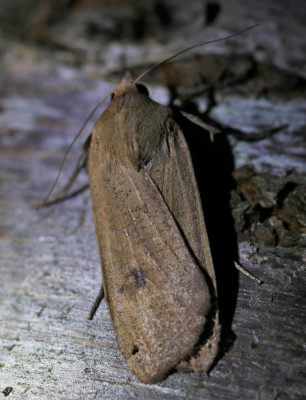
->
[44,26,258,383]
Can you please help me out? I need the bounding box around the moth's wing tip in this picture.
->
[177,318,221,373]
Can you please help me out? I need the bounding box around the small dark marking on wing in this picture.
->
[132,345,139,355]
[132,268,147,288]
[120,268,147,293]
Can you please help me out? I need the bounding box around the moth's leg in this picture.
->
[225,124,288,142]
[179,110,221,142]
[42,183,90,207]
[42,135,92,207]
[234,261,263,284]
[88,283,105,320]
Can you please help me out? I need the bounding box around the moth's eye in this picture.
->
[136,84,149,96]
[110,92,115,100]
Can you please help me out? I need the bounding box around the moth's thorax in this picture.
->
[92,88,175,168]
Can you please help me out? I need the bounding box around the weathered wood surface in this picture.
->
[0,1,305,399]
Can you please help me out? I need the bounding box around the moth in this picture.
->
[87,71,220,383]
[44,26,258,383]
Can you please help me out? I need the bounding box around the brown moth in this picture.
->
[88,72,220,383]
[43,26,259,384]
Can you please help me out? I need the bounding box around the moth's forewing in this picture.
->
[149,128,221,372]
[88,81,219,383]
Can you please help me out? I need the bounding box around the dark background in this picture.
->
[0,1,305,399]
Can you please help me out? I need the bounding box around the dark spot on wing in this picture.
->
[131,345,139,355]
[131,268,146,288]
[119,268,147,293]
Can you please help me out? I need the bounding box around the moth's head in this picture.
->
[111,71,149,100]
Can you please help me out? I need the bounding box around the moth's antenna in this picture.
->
[134,24,260,84]
[41,90,112,207]
[42,24,259,207]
